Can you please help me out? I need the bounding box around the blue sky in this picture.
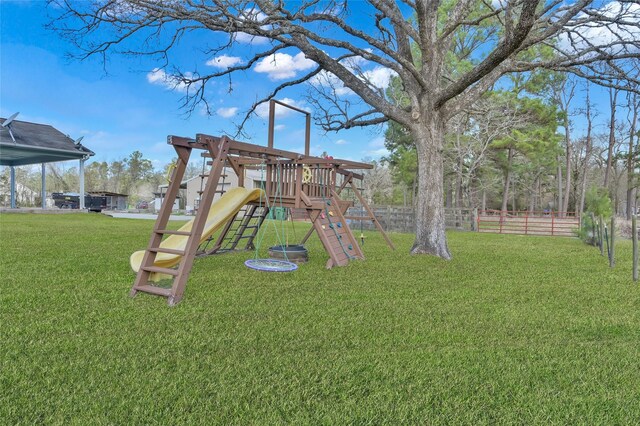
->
[0,1,623,172]
[0,1,390,169]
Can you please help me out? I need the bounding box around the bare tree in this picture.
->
[551,77,577,215]
[604,85,620,188]
[626,90,639,218]
[361,160,394,204]
[50,0,640,259]
[578,82,596,214]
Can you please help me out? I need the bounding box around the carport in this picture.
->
[0,114,94,209]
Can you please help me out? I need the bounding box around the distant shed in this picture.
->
[88,191,128,210]
[0,115,94,209]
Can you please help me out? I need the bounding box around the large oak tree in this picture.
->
[51,0,640,259]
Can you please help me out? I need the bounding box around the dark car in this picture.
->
[136,201,149,209]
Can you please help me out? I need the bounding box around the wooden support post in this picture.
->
[633,215,638,281]
[305,113,311,157]
[238,164,245,187]
[131,144,192,297]
[170,137,231,304]
[268,100,275,149]
[295,164,302,208]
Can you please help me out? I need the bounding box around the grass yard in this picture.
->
[1,213,639,424]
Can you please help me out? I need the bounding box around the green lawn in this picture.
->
[1,213,639,424]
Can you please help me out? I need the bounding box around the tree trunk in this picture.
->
[501,147,513,213]
[557,155,563,213]
[411,114,451,259]
[626,93,638,219]
[604,87,618,188]
[529,175,539,212]
[562,113,572,216]
[579,84,593,214]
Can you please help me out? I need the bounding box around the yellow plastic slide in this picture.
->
[130,187,265,281]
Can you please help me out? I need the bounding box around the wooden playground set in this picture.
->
[130,100,394,305]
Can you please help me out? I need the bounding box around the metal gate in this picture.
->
[477,210,580,237]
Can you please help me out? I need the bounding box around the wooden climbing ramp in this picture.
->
[309,194,364,268]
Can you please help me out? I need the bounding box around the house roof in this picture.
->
[0,118,94,166]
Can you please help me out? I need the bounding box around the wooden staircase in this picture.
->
[130,137,231,306]
[309,193,364,268]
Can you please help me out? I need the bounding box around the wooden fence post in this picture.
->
[633,215,638,281]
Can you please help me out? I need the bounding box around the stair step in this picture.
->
[149,247,186,256]
[156,229,192,236]
[135,284,173,297]
[142,266,179,276]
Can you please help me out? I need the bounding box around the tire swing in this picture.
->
[245,161,299,272]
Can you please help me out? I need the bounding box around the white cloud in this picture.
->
[146,68,189,92]
[559,1,640,53]
[232,8,270,45]
[369,136,386,148]
[274,124,286,131]
[255,98,309,119]
[363,67,396,90]
[206,55,244,69]
[310,71,354,96]
[254,52,316,80]
[216,107,238,118]
[365,137,389,158]
[342,54,370,71]
[335,139,348,145]
[309,65,396,97]
[366,147,389,158]
[234,32,270,45]
[240,8,267,22]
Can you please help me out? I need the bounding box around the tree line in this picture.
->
[0,151,201,207]
[382,76,640,219]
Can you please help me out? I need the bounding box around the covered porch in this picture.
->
[0,114,94,209]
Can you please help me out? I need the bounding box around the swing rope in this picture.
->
[246,160,297,272]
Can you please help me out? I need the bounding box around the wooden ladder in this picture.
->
[129,137,231,306]
[202,204,269,254]
[310,192,364,269]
